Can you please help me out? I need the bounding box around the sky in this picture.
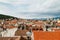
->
[0,0,60,19]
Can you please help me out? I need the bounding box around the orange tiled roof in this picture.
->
[56,23,60,26]
[6,26,16,29]
[33,31,60,40]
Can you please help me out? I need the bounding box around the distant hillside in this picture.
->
[0,14,17,19]
[31,16,60,20]
[32,18,47,20]
[0,14,60,20]
[53,17,60,19]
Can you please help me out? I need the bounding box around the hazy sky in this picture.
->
[0,0,60,19]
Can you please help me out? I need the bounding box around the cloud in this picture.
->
[0,0,60,19]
